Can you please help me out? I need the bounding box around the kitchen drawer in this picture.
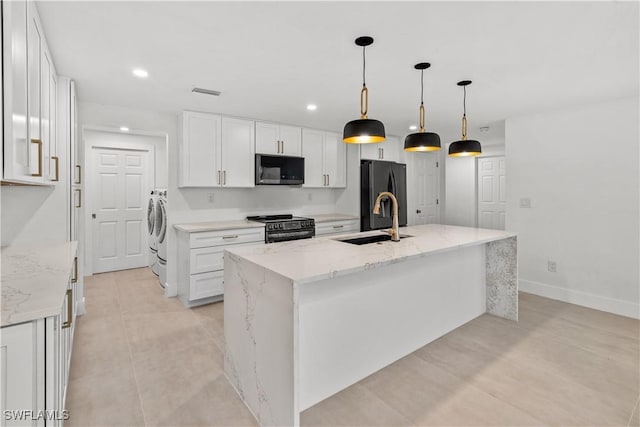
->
[190,246,225,274]
[189,227,265,249]
[189,271,224,301]
[315,220,360,236]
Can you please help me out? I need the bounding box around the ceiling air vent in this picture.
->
[192,87,222,96]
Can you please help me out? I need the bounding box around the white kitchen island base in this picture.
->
[224,225,517,427]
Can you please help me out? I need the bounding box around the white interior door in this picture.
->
[411,153,440,225]
[92,147,150,273]
[477,156,506,230]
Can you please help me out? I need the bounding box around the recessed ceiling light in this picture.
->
[306,104,317,111]
[409,125,418,131]
[132,68,148,78]
[120,126,129,132]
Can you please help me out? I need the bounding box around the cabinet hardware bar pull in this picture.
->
[222,235,238,239]
[217,170,221,185]
[75,165,81,184]
[62,289,72,329]
[31,139,43,177]
[75,189,82,208]
[327,174,330,186]
[223,170,226,185]
[381,148,384,159]
[333,225,344,229]
[72,257,78,283]
[51,156,59,181]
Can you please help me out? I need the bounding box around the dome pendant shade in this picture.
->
[449,80,482,158]
[344,118,386,144]
[404,132,441,152]
[343,36,386,144]
[448,139,482,157]
[404,62,441,152]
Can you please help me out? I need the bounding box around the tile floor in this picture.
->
[66,267,640,426]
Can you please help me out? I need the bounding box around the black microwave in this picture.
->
[255,154,305,185]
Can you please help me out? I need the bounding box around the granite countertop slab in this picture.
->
[307,213,359,223]
[174,220,265,233]
[225,224,516,285]
[1,241,78,327]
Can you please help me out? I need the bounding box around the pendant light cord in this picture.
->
[420,69,424,105]
[362,46,366,87]
[463,85,467,117]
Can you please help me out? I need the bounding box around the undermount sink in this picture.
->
[336,233,413,245]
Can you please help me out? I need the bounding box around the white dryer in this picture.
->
[148,190,158,275]
[156,190,168,288]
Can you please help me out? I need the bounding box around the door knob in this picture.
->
[92,213,96,219]
[416,209,422,214]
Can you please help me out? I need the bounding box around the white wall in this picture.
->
[505,96,639,318]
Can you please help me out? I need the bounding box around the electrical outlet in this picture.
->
[519,197,532,208]
[307,193,312,201]
[208,193,215,203]
[547,260,557,273]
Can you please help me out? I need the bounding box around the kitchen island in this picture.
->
[223,224,517,427]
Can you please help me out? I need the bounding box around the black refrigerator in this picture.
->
[360,159,408,231]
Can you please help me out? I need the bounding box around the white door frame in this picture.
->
[475,155,505,228]
[83,127,157,275]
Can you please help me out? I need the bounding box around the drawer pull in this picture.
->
[75,189,82,208]
[333,225,344,229]
[62,288,72,329]
[75,165,82,184]
[222,235,239,239]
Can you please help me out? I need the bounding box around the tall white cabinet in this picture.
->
[2,0,59,185]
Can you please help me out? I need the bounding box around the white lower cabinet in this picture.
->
[178,227,265,307]
[315,219,360,236]
[0,262,77,426]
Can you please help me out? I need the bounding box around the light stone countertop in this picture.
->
[173,220,265,233]
[307,213,359,223]
[225,224,516,285]
[1,241,78,327]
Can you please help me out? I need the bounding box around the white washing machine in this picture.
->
[156,190,168,288]
[148,190,159,275]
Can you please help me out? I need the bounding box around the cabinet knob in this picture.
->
[416,209,422,214]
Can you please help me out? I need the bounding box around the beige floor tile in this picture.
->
[360,353,543,426]
[121,311,209,358]
[301,381,414,427]
[65,366,145,427]
[116,277,186,314]
[191,301,225,344]
[630,398,640,427]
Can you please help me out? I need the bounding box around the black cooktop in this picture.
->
[247,214,311,223]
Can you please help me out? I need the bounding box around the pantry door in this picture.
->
[477,156,506,230]
[410,152,440,225]
[92,147,150,273]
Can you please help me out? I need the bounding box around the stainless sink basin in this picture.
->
[336,234,413,245]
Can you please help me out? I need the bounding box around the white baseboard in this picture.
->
[519,279,639,319]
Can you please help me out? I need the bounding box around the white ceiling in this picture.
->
[37,1,638,142]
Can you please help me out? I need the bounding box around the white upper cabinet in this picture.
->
[220,117,255,187]
[302,129,346,188]
[2,0,57,185]
[255,122,302,156]
[180,111,221,187]
[360,135,401,163]
[179,112,256,188]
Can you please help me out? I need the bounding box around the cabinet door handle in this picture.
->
[62,288,72,329]
[72,257,78,283]
[75,189,82,208]
[51,156,59,181]
[327,174,330,186]
[381,148,384,159]
[222,235,238,240]
[223,170,226,185]
[281,140,284,153]
[31,139,43,177]
[75,165,82,184]
[217,170,221,185]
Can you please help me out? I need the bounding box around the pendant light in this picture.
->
[404,63,441,152]
[448,80,482,157]
[343,36,386,144]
